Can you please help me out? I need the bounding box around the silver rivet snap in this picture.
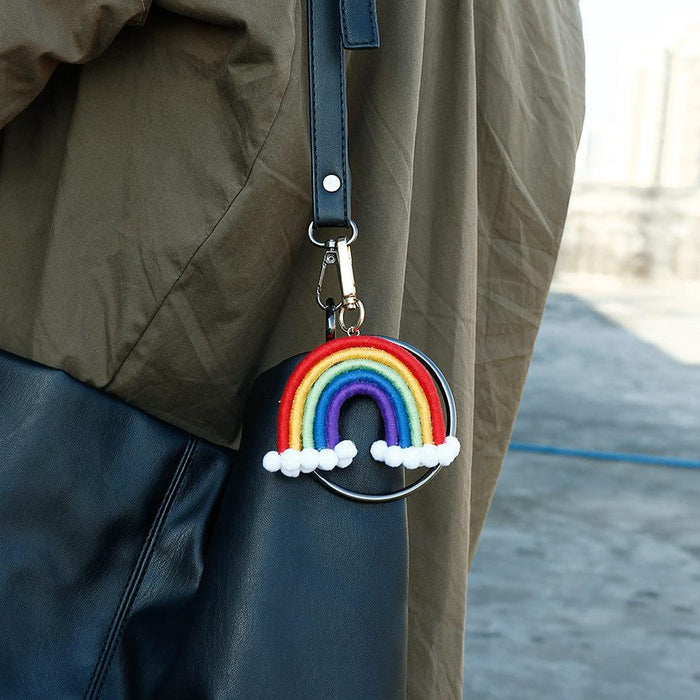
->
[323,174,342,193]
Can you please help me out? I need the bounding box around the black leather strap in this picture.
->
[308,0,379,229]
[340,0,380,48]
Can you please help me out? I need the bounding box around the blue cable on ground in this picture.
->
[508,441,700,470]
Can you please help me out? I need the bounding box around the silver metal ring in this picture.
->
[338,299,365,335]
[312,337,457,503]
[308,219,359,248]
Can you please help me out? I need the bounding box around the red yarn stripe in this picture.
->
[277,335,446,450]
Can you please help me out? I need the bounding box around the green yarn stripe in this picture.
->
[301,358,423,449]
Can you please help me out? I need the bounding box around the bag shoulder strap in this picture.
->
[307,0,379,229]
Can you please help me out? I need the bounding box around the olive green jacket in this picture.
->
[0,1,584,696]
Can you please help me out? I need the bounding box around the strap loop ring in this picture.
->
[338,299,365,335]
[308,219,358,248]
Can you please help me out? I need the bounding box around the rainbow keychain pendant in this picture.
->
[263,334,460,477]
[266,0,461,501]
[261,231,461,502]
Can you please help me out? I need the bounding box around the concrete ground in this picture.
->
[464,275,700,700]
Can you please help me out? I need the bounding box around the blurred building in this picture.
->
[577,25,700,188]
[559,25,700,279]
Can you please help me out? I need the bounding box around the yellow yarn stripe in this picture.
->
[289,347,434,450]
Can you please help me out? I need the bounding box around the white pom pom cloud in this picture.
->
[263,436,460,477]
[262,440,356,478]
[366,435,461,470]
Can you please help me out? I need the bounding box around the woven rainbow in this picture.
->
[262,335,460,477]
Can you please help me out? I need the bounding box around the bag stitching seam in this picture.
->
[83,437,198,699]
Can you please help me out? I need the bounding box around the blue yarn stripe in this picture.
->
[314,369,412,449]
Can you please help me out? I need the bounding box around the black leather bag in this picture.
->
[0,349,407,699]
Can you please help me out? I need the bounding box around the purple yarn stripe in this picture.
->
[326,381,399,447]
